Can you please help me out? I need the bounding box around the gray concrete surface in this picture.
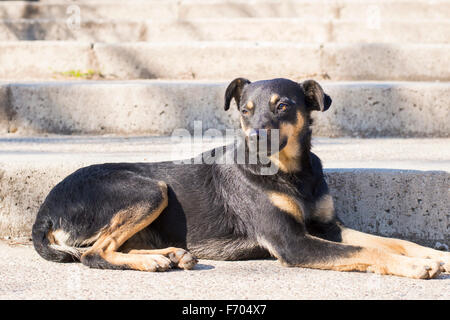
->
[0,137,448,246]
[1,81,449,137]
[1,42,450,81]
[0,240,449,300]
[2,18,449,43]
[0,0,449,300]
[1,0,449,20]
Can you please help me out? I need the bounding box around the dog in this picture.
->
[32,77,449,279]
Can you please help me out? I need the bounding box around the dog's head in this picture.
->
[224,78,332,172]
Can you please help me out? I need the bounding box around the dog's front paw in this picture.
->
[421,249,450,273]
[384,255,442,279]
[405,258,442,279]
[436,252,450,273]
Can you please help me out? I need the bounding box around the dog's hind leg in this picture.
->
[80,181,196,271]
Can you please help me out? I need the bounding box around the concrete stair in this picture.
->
[1,18,449,43]
[0,0,448,246]
[1,136,448,247]
[1,81,448,137]
[1,41,449,81]
[1,0,449,20]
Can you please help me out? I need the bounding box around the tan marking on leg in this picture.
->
[47,228,56,245]
[100,252,172,272]
[48,228,100,248]
[127,247,180,255]
[47,228,82,259]
[81,182,171,271]
[89,202,159,253]
[76,232,101,247]
[342,227,417,256]
[268,192,303,223]
[298,237,441,279]
[51,229,70,245]
[127,247,198,270]
[340,226,450,272]
[269,111,305,173]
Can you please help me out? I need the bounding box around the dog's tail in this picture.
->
[32,211,81,263]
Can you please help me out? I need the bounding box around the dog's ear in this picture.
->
[224,78,251,111]
[301,80,332,112]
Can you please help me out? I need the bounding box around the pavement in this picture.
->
[1,240,449,300]
[0,0,448,301]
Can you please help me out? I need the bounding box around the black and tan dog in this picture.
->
[32,78,449,279]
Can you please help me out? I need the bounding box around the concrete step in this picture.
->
[1,0,449,20]
[1,81,449,137]
[0,136,448,247]
[1,18,449,43]
[1,41,449,81]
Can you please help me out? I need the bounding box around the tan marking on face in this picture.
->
[269,111,305,173]
[268,192,304,223]
[240,116,251,136]
[270,94,280,105]
[246,101,254,110]
[313,194,335,223]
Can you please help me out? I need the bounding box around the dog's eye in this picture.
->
[277,103,288,112]
[241,109,249,115]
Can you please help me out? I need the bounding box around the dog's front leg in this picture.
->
[337,225,450,273]
[307,218,450,273]
[256,217,442,279]
[273,234,441,279]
